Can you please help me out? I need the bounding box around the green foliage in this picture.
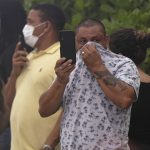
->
[24,0,150,73]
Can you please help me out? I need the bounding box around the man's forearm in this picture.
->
[4,72,17,110]
[93,65,135,108]
[39,78,67,117]
[42,110,63,150]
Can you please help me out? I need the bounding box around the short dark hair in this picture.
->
[31,4,66,31]
[0,0,26,61]
[0,78,4,112]
[110,28,150,65]
[0,0,26,44]
[76,18,106,35]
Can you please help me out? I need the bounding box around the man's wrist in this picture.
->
[10,70,19,79]
[92,65,106,78]
[55,77,68,85]
[91,64,105,73]
[42,144,54,150]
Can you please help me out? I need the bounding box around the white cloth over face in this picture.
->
[61,42,140,150]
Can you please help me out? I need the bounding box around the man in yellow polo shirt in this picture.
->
[5,4,65,150]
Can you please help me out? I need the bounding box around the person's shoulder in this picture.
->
[46,42,60,54]
[111,51,135,65]
[139,70,150,83]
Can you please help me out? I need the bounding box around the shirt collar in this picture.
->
[27,42,60,60]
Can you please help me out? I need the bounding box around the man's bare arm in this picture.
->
[41,110,63,150]
[93,66,136,108]
[39,58,75,117]
[39,79,67,117]
[4,42,28,110]
[4,72,18,109]
[82,43,137,108]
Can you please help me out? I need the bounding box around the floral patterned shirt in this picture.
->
[61,43,140,150]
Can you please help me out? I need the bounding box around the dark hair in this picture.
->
[0,78,4,112]
[109,28,150,65]
[0,0,26,54]
[31,4,66,31]
[76,18,106,35]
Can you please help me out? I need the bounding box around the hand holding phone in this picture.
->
[59,30,76,64]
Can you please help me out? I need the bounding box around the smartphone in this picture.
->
[18,33,26,50]
[59,30,76,64]
[18,33,33,52]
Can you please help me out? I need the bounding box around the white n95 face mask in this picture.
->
[22,24,39,48]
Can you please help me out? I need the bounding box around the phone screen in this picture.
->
[59,30,76,64]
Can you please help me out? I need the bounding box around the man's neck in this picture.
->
[35,33,58,51]
[36,40,58,51]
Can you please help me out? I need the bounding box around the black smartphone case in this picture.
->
[59,30,76,64]
[18,33,33,52]
[18,33,26,49]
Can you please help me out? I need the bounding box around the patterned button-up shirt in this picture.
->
[61,43,140,150]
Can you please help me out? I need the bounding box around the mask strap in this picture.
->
[34,22,47,28]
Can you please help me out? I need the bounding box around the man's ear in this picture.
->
[101,35,109,49]
[104,35,110,49]
[43,21,53,33]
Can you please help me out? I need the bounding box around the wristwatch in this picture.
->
[42,144,53,150]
